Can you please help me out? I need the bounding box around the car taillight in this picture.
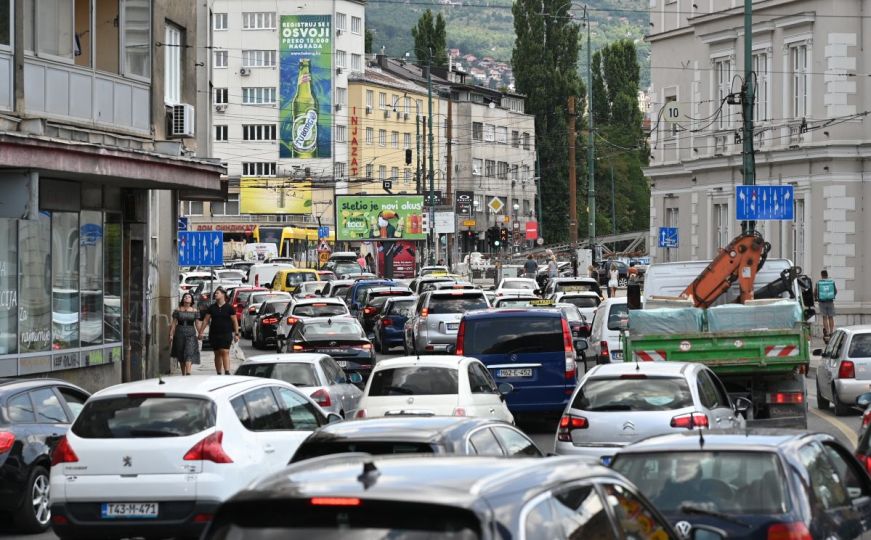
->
[262,317,278,325]
[311,388,332,407]
[455,320,465,356]
[382,319,392,327]
[864,410,871,428]
[354,409,367,419]
[561,318,576,382]
[839,360,856,379]
[557,414,588,442]
[363,307,376,316]
[183,431,233,463]
[670,412,709,429]
[286,316,299,325]
[292,344,307,351]
[51,436,78,466]
[359,343,372,350]
[452,407,466,416]
[0,431,15,454]
[599,340,610,362]
[420,307,429,319]
[768,392,804,405]
[767,522,812,540]
[311,497,361,506]
[857,453,871,474]
[561,318,573,353]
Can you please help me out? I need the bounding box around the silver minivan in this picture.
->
[405,290,489,354]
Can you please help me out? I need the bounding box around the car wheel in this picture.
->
[833,385,852,416]
[14,465,51,533]
[618,277,628,287]
[816,381,830,410]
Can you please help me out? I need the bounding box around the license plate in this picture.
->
[447,323,459,331]
[101,503,158,519]
[601,456,612,466]
[497,368,533,378]
[611,351,623,361]
[318,348,347,355]
[336,360,349,367]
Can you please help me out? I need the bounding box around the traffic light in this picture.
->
[405,149,413,165]
[499,227,508,244]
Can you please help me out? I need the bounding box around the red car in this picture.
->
[229,287,267,323]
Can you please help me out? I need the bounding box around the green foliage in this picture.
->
[411,10,449,67]
[365,29,373,54]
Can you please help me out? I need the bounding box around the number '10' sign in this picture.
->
[664,101,682,123]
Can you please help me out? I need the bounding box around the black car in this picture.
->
[251,299,292,350]
[203,454,721,539]
[596,260,630,287]
[0,378,90,533]
[290,416,542,463]
[357,288,414,334]
[612,430,871,540]
[287,317,375,383]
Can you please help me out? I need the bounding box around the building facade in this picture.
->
[646,0,871,323]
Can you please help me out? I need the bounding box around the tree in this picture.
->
[411,9,448,67]
[365,29,373,54]
[512,0,583,243]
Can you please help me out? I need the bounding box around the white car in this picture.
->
[553,291,601,322]
[293,281,328,298]
[275,297,352,349]
[214,269,246,285]
[354,356,514,423]
[178,271,214,295]
[588,297,629,364]
[49,375,340,539]
[495,277,539,298]
[241,291,291,338]
[237,354,364,418]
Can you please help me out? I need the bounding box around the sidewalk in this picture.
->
[168,345,246,375]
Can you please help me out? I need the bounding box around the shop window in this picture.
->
[0,219,16,354]
[80,211,103,347]
[19,213,52,353]
[104,213,122,343]
[52,212,80,350]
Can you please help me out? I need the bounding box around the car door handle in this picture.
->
[489,408,495,414]
[264,444,276,454]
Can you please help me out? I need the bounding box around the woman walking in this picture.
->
[198,287,239,375]
[169,293,201,375]
[608,263,619,298]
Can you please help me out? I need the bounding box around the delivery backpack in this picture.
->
[818,279,836,301]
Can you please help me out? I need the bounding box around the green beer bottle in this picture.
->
[287,59,319,158]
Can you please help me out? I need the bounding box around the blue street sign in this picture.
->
[178,231,223,267]
[178,217,189,231]
[736,185,794,221]
[318,226,330,239]
[658,227,679,248]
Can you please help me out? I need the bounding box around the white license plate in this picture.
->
[336,360,349,367]
[101,503,159,519]
[611,351,623,361]
[447,323,459,331]
[318,348,347,355]
[497,368,533,378]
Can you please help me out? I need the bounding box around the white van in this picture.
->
[247,262,295,288]
[243,242,278,262]
[587,297,628,366]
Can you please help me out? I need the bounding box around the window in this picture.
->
[497,162,509,180]
[351,16,362,34]
[24,0,74,59]
[713,202,729,250]
[404,169,411,182]
[214,50,228,68]
[365,127,373,144]
[242,124,277,141]
[792,198,805,269]
[104,212,122,343]
[52,212,79,350]
[80,211,103,347]
[379,165,386,180]
[366,90,374,108]
[336,50,346,68]
[242,50,277,67]
[551,486,616,539]
[336,87,347,106]
[404,133,411,149]
[8,393,36,423]
[485,160,495,177]
[58,388,88,419]
[214,87,228,104]
[238,387,284,431]
[496,126,508,144]
[242,87,277,104]
[522,132,531,150]
[799,442,849,510]
[351,53,362,71]
[379,92,387,109]
[472,122,483,141]
[379,129,386,146]
[790,44,809,118]
[468,363,497,393]
[334,162,346,179]
[493,427,539,456]
[32,388,67,423]
[416,99,423,114]
[211,195,239,216]
[242,12,276,30]
[714,57,731,129]
[366,164,374,178]
[242,162,277,176]
[275,387,321,430]
[521,164,531,180]
[462,317,563,356]
[123,0,150,78]
[164,24,182,104]
[336,12,347,31]
[0,219,16,355]
[0,0,9,46]
[472,158,483,175]
[523,496,561,540]
[336,125,347,143]
[213,13,228,30]
[391,166,399,180]
[483,124,495,142]
[601,483,671,540]
[180,201,202,216]
[391,131,399,148]
[404,96,412,114]
[467,428,503,455]
[511,130,520,147]
[753,51,769,121]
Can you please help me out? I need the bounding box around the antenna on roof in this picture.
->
[358,461,380,490]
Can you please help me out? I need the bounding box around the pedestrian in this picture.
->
[816,269,837,343]
[198,287,239,375]
[608,263,619,298]
[365,253,375,274]
[523,254,538,279]
[547,255,558,282]
[627,274,642,310]
[169,292,201,375]
[357,253,366,271]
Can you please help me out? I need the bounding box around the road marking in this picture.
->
[807,400,858,446]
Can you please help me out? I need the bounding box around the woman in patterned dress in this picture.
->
[169,292,201,375]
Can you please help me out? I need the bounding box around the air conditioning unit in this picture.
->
[214,104,227,113]
[239,67,251,76]
[171,104,195,137]
[365,105,372,114]
[335,103,343,111]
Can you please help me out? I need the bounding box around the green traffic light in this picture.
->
[494,240,500,246]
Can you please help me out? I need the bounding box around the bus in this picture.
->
[253,226,335,268]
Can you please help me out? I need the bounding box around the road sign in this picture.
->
[736,185,794,221]
[658,227,679,248]
[455,190,474,216]
[177,217,188,231]
[462,219,476,227]
[434,211,456,234]
[663,101,683,123]
[178,231,223,267]
[525,221,538,240]
[512,221,520,229]
[319,252,329,264]
[318,226,330,239]
[536,237,544,246]
[382,180,393,191]
[487,196,504,213]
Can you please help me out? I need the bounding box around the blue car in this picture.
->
[457,308,585,416]
[373,296,416,353]
[344,279,396,316]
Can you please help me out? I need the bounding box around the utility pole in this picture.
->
[567,95,578,247]
[610,165,616,252]
[446,94,453,266]
[535,150,543,243]
[741,0,756,234]
[427,49,436,265]
[416,109,421,194]
[585,5,596,256]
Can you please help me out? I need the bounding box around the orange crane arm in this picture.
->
[681,232,770,308]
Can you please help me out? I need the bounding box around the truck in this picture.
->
[622,233,814,429]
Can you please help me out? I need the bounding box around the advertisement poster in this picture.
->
[279,15,332,159]
[378,241,417,279]
[239,178,312,214]
[335,195,426,241]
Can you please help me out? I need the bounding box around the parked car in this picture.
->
[612,430,871,540]
[285,318,375,382]
[354,355,513,423]
[495,277,539,298]
[236,354,363,418]
[357,287,414,334]
[373,296,416,353]
[405,289,490,354]
[49,376,340,540]
[815,325,871,416]
[587,297,629,364]
[203,455,698,539]
[270,269,320,293]
[344,279,396,316]
[290,416,541,462]
[229,287,267,323]
[251,299,292,350]
[0,379,89,533]
[241,292,291,339]
[276,298,351,351]
[555,362,745,463]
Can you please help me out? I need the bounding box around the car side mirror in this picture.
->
[858,392,871,408]
[497,382,514,396]
[349,372,363,384]
[263,283,273,290]
[813,348,824,357]
[325,413,343,424]
[574,339,588,352]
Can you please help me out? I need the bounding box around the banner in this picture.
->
[279,15,332,159]
[378,241,417,279]
[239,178,312,214]
[335,195,426,241]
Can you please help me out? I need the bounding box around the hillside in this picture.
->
[365,0,651,88]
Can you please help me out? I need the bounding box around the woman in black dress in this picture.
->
[198,287,239,374]
[169,292,201,375]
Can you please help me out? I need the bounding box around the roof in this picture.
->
[373,355,469,370]
[836,325,871,335]
[242,353,330,365]
[587,361,698,378]
[367,287,413,293]
[293,297,345,305]
[553,277,599,284]
[305,416,506,443]
[349,68,428,95]
[88,375,270,399]
[463,308,564,319]
[615,429,822,455]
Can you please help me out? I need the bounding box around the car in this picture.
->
[495,277,539,298]
[491,294,539,308]
[815,325,871,416]
[316,270,336,282]
[241,292,292,339]
[344,279,396,316]
[556,302,588,339]
[227,260,255,273]
[456,308,585,417]
[611,430,871,540]
[322,255,364,279]
[405,289,490,354]
[251,298,293,350]
[595,260,630,287]
[357,287,414,334]
[246,262,295,289]
[229,286,268,323]
[553,291,601,325]
[178,271,214,295]
[236,354,363,418]
[275,297,352,351]
[203,454,699,540]
[554,362,745,463]
[543,277,602,300]
[49,376,341,540]
[290,416,541,463]
[285,318,375,383]
[325,251,359,264]
[418,265,450,276]
[321,278,355,301]
[213,269,246,285]
[270,269,320,293]
[0,379,90,533]
[409,275,459,295]
[354,355,514,423]
[292,281,328,299]
[373,296,416,353]
[588,297,629,364]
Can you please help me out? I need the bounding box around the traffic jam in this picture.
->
[5,249,871,540]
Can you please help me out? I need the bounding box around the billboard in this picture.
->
[279,15,332,159]
[335,195,426,241]
[239,178,312,214]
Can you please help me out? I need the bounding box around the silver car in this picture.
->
[276,297,352,352]
[236,353,363,418]
[554,361,744,464]
[241,292,291,338]
[404,289,489,354]
[816,325,871,416]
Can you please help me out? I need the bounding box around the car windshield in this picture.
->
[292,441,438,462]
[252,293,287,305]
[502,281,535,290]
[387,301,415,318]
[236,290,261,304]
[72,396,215,438]
[356,284,391,303]
[263,301,291,314]
[331,285,351,298]
[561,296,599,309]
[298,282,326,293]
[236,363,319,387]
[368,367,459,396]
[572,377,693,412]
[612,451,790,515]
[419,279,454,293]
[559,306,582,322]
[332,262,363,275]
[302,321,363,339]
[293,303,348,317]
[462,317,563,355]
[607,304,629,331]
[849,334,871,357]
[367,296,392,309]
[427,295,488,314]
[495,299,535,308]
[286,273,317,286]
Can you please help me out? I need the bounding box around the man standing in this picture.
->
[523,254,538,279]
[815,270,837,343]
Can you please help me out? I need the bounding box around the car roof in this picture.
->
[373,355,471,370]
[306,416,508,443]
[552,277,598,283]
[385,296,416,303]
[353,279,395,286]
[429,289,485,297]
[330,251,358,258]
[294,297,345,305]
[280,269,317,274]
[243,353,330,365]
[615,429,822,454]
[463,308,563,319]
[837,326,871,335]
[0,378,89,395]
[587,361,698,377]
[601,297,628,306]
[88,375,282,400]
[367,287,413,293]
